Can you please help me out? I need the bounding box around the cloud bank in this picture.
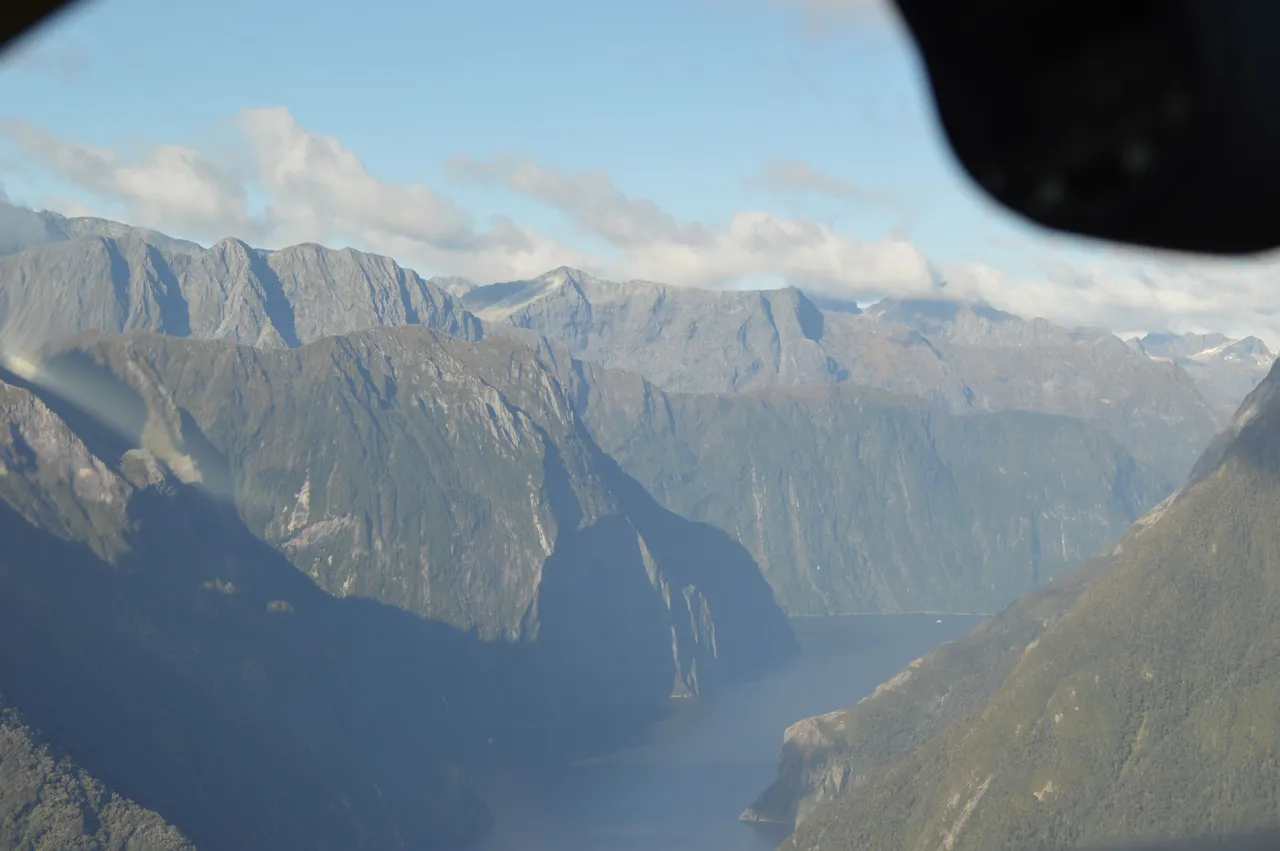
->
[4,106,1280,344]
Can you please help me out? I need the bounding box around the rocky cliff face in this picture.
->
[560,354,1166,616]
[845,299,1225,483]
[461,267,837,395]
[34,328,798,704]
[0,201,204,258]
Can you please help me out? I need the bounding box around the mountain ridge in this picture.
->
[773,358,1280,851]
[32,326,799,699]
[0,202,1251,490]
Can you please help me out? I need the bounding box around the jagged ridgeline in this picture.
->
[462,267,1232,486]
[0,219,480,351]
[767,359,1280,851]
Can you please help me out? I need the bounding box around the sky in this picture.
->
[2,0,1280,343]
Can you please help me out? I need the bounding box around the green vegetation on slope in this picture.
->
[743,558,1105,827]
[781,363,1280,851]
[0,700,192,851]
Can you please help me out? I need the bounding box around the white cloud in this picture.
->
[446,153,709,248]
[939,251,1280,346]
[6,107,1280,345]
[235,107,594,281]
[620,210,938,295]
[746,160,899,205]
[239,107,474,249]
[450,151,936,296]
[0,116,251,240]
[0,109,590,282]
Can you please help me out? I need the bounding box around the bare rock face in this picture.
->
[460,267,837,395]
[573,360,1167,617]
[0,206,480,355]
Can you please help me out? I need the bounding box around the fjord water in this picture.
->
[475,613,984,851]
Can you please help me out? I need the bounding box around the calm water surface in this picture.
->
[475,613,984,851]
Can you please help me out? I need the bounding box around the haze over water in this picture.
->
[476,613,984,851]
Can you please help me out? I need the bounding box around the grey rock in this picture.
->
[463,267,836,394]
[0,227,480,355]
[0,199,203,258]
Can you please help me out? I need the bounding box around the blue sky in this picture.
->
[2,0,1279,341]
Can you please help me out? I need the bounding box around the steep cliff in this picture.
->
[34,328,798,705]
[561,355,1165,616]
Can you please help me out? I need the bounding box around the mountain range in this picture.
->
[1,200,1277,847]
[1129,331,1275,419]
[460,267,1241,485]
[1,202,1267,618]
[1,204,1262,492]
[32,327,799,698]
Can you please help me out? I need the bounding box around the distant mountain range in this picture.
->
[1128,330,1275,418]
[459,266,1251,485]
